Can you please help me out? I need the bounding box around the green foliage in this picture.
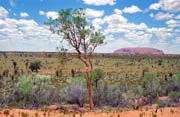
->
[18,74,51,95]
[15,74,59,108]
[142,72,161,96]
[169,91,180,99]
[46,8,105,53]
[7,102,17,107]
[92,68,104,88]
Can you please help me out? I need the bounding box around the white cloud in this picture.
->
[39,10,46,16]
[149,3,161,10]
[0,7,9,19]
[114,9,122,15]
[0,7,63,52]
[20,12,29,18]
[123,5,142,14]
[92,18,105,29]
[85,8,104,18]
[166,19,180,28]
[104,12,127,25]
[153,12,174,20]
[46,11,58,20]
[160,0,180,12]
[124,31,152,44]
[96,35,134,53]
[83,0,116,6]
[39,10,58,20]
[149,0,180,12]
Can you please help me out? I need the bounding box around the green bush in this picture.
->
[16,74,59,108]
[168,91,180,102]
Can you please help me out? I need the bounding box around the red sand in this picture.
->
[0,107,180,117]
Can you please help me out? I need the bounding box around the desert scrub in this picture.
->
[16,74,59,108]
[34,112,38,117]
[139,113,143,117]
[60,77,88,107]
[170,109,174,114]
[3,110,10,116]
[21,112,29,117]
[152,113,157,117]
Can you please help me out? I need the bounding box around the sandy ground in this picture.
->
[0,107,180,117]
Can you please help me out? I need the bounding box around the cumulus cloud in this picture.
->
[92,18,105,29]
[166,19,180,28]
[123,5,142,14]
[46,11,58,20]
[20,12,29,18]
[39,10,59,20]
[0,7,63,52]
[114,9,122,15]
[149,0,180,12]
[85,8,104,18]
[0,7,9,19]
[124,31,152,44]
[83,0,116,6]
[149,3,161,10]
[0,6,180,54]
[153,12,174,20]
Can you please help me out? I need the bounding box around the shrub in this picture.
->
[155,100,173,108]
[29,61,41,72]
[92,68,104,89]
[93,82,126,107]
[61,77,88,107]
[141,72,161,104]
[168,91,180,102]
[16,74,59,108]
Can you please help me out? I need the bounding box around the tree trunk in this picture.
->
[86,66,94,109]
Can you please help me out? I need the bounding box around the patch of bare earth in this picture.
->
[0,107,180,117]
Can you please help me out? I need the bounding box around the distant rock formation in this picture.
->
[114,47,164,55]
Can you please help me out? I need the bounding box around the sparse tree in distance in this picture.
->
[46,8,105,109]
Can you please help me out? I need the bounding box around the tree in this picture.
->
[46,8,105,109]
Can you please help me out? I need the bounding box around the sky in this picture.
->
[0,0,180,54]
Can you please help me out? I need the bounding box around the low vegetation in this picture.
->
[0,52,180,112]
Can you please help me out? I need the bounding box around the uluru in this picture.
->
[114,47,164,55]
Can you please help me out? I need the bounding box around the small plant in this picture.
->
[3,110,10,116]
[160,109,163,113]
[35,112,38,117]
[139,113,143,117]
[152,113,157,117]
[10,114,14,117]
[7,102,17,107]
[21,112,29,117]
[41,106,48,112]
[145,107,148,111]
[170,109,174,114]
[43,112,46,116]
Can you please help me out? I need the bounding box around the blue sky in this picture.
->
[0,0,180,53]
